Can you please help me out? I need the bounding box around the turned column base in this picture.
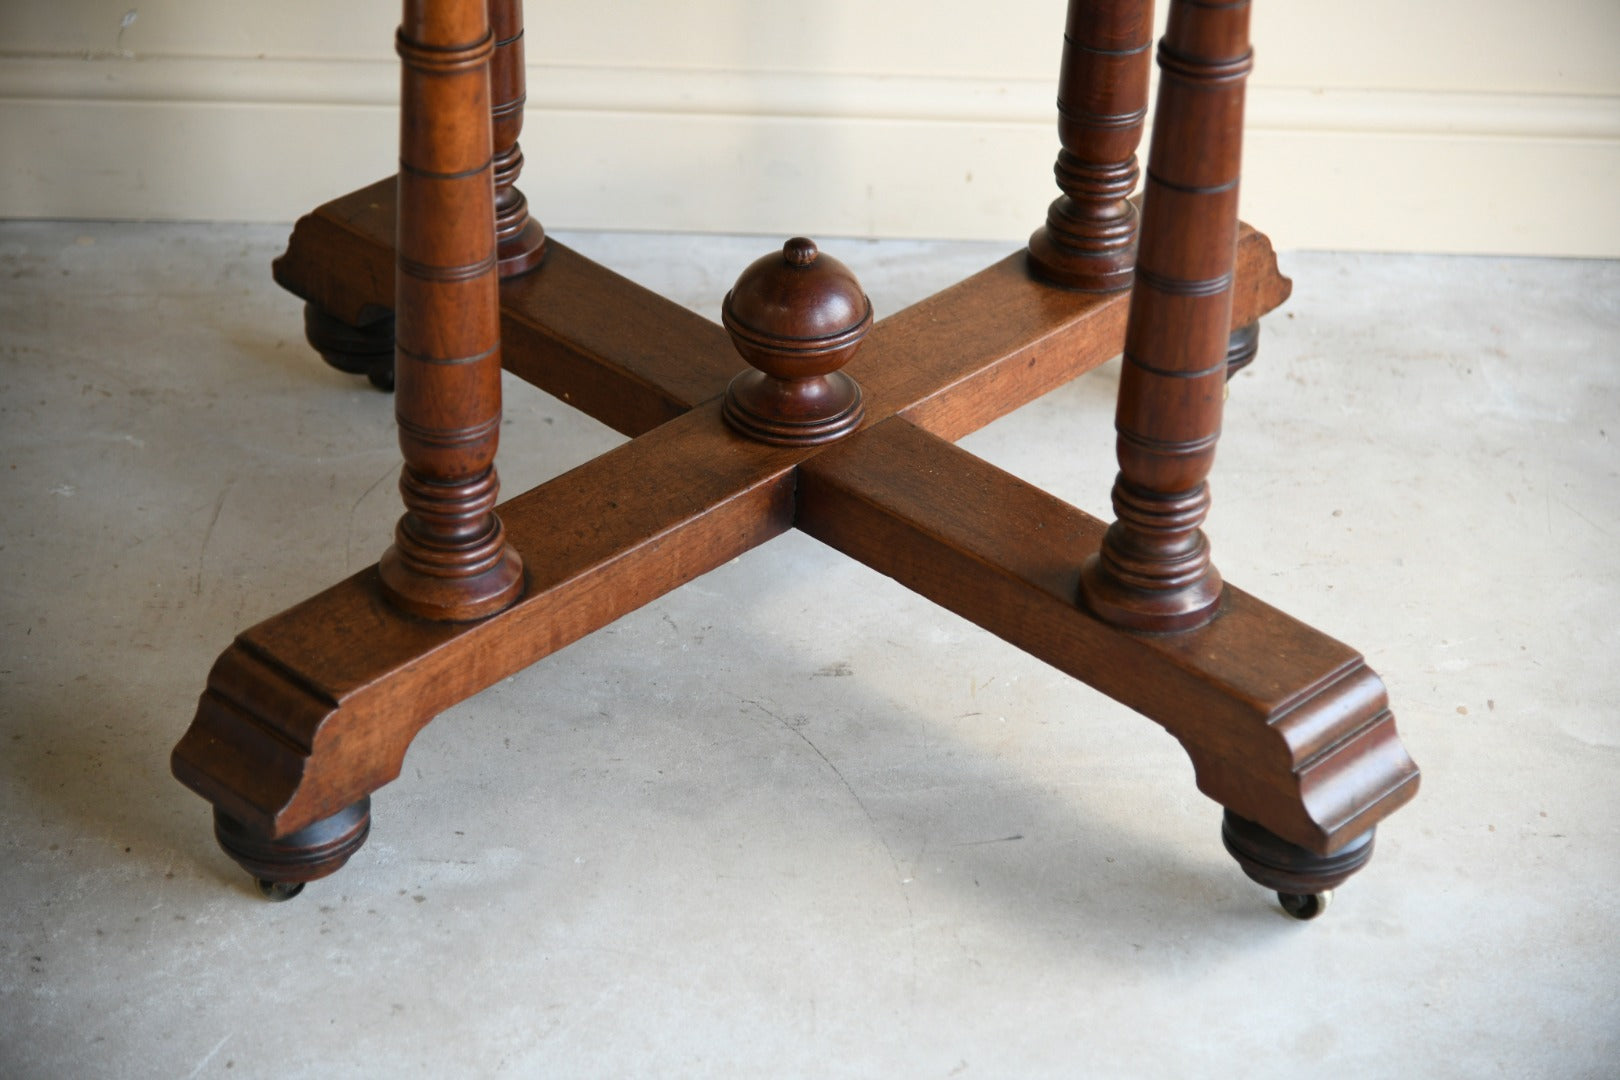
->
[1221,809,1377,920]
[1078,550,1224,633]
[497,215,547,278]
[379,538,525,623]
[1026,217,1138,294]
[213,797,372,901]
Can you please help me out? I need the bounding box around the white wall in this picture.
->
[2,0,1617,255]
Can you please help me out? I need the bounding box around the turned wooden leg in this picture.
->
[1073,1,1388,915]
[1027,0,1154,291]
[489,0,546,276]
[214,798,372,901]
[283,0,541,393]
[1078,0,1250,632]
[378,0,525,621]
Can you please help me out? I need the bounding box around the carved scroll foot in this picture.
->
[1221,809,1375,920]
[214,796,372,901]
[303,303,395,391]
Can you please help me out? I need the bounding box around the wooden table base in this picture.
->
[173,0,1418,919]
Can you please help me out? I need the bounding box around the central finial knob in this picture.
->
[721,236,870,446]
[783,237,818,267]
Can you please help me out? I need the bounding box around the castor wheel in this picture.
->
[1278,890,1332,921]
[256,878,307,903]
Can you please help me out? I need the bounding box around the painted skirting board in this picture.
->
[2,56,1617,255]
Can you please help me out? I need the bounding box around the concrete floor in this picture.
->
[1,222,1616,1079]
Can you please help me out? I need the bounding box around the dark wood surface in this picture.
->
[174,401,801,834]
[274,181,737,436]
[797,417,1419,853]
[274,179,1290,442]
[176,0,1417,912]
[177,223,1299,835]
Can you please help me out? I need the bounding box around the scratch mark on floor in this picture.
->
[746,698,920,1002]
[1554,495,1612,538]
[347,463,399,569]
[184,1033,230,1080]
[195,478,233,597]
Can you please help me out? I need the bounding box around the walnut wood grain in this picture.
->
[795,417,1420,853]
[173,402,800,834]
[273,182,736,436]
[868,223,1289,442]
[722,238,870,445]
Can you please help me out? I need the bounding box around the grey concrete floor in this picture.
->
[1,222,1617,1079]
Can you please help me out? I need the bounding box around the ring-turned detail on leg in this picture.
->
[1079,0,1252,632]
[488,0,546,276]
[1028,0,1155,291]
[378,0,525,622]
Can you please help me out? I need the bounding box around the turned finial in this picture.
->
[721,238,870,446]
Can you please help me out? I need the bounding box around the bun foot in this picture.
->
[302,304,395,391]
[213,796,372,900]
[1225,321,1261,381]
[1221,809,1374,920]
